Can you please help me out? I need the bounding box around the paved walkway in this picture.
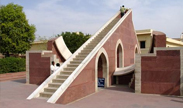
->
[0,79,183,108]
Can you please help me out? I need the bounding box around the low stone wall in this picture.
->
[0,72,26,82]
[26,51,51,85]
[135,48,183,96]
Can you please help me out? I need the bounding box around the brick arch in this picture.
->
[115,39,124,68]
[95,47,109,91]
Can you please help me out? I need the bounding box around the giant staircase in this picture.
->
[27,10,133,103]
[38,16,120,99]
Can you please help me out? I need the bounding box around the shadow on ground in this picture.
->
[12,79,26,83]
[105,85,134,93]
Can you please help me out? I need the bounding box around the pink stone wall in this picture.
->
[56,11,138,104]
[29,53,51,85]
[141,50,180,95]
[56,57,96,104]
[150,31,166,53]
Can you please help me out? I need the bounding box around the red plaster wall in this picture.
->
[141,50,180,95]
[150,31,166,53]
[56,11,138,104]
[153,31,166,47]
[29,53,51,85]
[56,57,96,104]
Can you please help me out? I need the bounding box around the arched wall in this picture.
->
[95,47,109,91]
[115,39,124,68]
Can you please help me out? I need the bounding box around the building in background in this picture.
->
[136,29,183,54]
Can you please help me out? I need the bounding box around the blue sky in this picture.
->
[1,0,183,39]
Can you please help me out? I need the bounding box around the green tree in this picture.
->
[0,3,36,57]
[57,32,91,53]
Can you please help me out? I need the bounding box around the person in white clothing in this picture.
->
[55,63,60,71]
[50,61,55,74]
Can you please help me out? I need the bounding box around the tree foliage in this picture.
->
[0,57,25,74]
[57,32,91,53]
[0,3,36,57]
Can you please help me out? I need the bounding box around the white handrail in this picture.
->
[48,10,132,103]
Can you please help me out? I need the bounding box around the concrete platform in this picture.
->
[0,79,183,108]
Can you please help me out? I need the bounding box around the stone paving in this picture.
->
[0,79,183,108]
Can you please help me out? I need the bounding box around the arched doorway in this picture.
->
[115,39,124,68]
[95,48,109,92]
[117,44,122,68]
[97,53,107,87]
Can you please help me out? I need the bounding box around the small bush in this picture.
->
[0,57,25,74]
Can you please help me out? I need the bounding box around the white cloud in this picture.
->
[22,0,183,38]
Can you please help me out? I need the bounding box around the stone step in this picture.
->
[85,43,97,47]
[75,55,87,59]
[77,52,89,56]
[36,97,49,100]
[82,48,93,51]
[80,50,91,54]
[89,42,99,45]
[44,87,58,93]
[67,63,79,67]
[39,92,53,98]
[61,71,73,75]
[56,74,70,79]
[63,67,76,71]
[84,45,96,49]
[73,58,85,61]
[52,78,66,83]
[48,82,62,88]
[70,60,82,64]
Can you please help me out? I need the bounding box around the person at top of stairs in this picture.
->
[120,5,126,17]
[120,5,128,17]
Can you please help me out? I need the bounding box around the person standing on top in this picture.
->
[120,5,126,17]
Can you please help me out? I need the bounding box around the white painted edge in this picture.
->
[95,47,109,92]
[114,64,135,76]
[47,10,132,103]
[55,36,72,60]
